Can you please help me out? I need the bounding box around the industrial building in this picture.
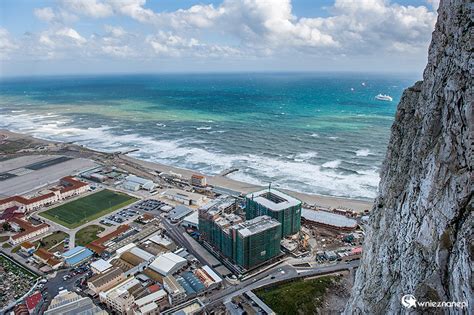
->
[162,189,206,206]
[45,290,107,315]
[169,205,193,223]
[62,246,94,266]
[181,211,199,229]
[245,188,302,238]
[149,252,187,276]
[123,175,155,192]
[199,196,282,270]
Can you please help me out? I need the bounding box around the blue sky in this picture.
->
[0,0,439,76]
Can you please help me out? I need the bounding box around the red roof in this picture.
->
[87,225,130,254]
[34,248,53,261]
[0,206,24,221]
[351,247,363,255]
[0,176,87,206]
[60,176,88,193]
[25,292,42,311]
[11,218,49,240]
[0,193,55,206]
[147,284,161,293]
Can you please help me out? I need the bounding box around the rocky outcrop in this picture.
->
[345,0,472,314]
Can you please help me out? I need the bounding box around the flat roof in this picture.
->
[135,290,167,307]
[90,259,112,273]
[169,205,193,220]
[246,188,301,211]
[182,211,199,225]
[150,253,187,275]
[301,209,357,228]
[235,215,281,237]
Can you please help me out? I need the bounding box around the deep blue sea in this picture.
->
[0,73,417,200]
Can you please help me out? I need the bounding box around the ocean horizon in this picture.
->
[0,72,418,200]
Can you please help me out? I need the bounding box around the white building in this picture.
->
[133,290,168,315]
[181,212,199,229]
[149,253,187,276]
[123,175,155,192]
[162,189,205,206]
[91,259,113,274]
[99,277,139,314]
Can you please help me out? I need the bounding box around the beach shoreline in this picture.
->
[0,129,374,212]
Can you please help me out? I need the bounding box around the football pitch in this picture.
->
[39,189,138,229]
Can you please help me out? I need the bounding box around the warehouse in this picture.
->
[181,211,199,229]
[123,175,155,191]
[149,252,187,276]
[169,205,193,223]
[301,209,358,231]
[162,189,206,206]
[62,246,94,266]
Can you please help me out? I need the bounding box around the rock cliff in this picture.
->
[345,0,472,314]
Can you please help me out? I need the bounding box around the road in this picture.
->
[162,219,215,268]
[204,260,359,308]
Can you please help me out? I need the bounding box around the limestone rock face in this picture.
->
[345,0,473,314]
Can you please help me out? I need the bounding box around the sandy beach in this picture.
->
[0,129,374,212]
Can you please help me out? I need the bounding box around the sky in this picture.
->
[0,0,440,76]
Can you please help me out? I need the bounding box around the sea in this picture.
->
[0,73,418,200]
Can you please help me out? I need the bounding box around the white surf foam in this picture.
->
[322,160,341,168]
[0,111,380,199]
[355,148,372,157]
[196,126,212,130]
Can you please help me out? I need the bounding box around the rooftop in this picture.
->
[25,292,42,311]
[246,188,301,211]
[149,252,187,276]
[88,267,124,288]
[169,205,193,221]
[301,209,358,228]
[134,290,167,307]
[90,259,113,273]
[234,215,281,237]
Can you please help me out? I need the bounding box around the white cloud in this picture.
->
[34,6,79,24]
[61,0,113,18]
[56,27,87,44]
[104,25,126,37]
[10,0,438,71]
[0,28,19,59]
[34,7,56,22]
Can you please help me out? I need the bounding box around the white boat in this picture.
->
[375,94,393,101]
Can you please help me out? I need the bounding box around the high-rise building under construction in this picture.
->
[245,188,302,238]
[198,197,281,270]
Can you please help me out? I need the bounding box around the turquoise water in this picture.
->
[0,73,417,200]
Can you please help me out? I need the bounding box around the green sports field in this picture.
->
[39,189,138,229]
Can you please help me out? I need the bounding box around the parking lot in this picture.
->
[131,199,170,212]
[100,209,140,226]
